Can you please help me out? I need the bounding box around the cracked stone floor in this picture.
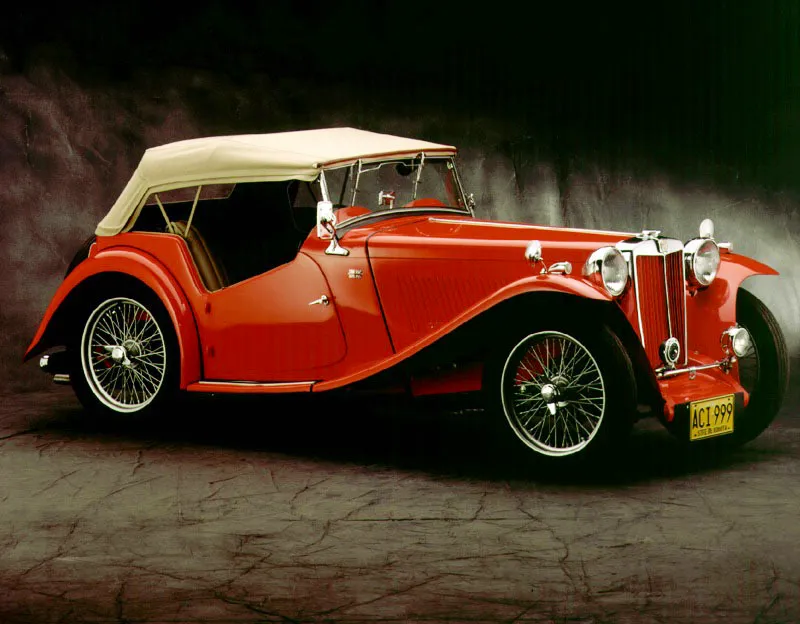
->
[0,385,798,623]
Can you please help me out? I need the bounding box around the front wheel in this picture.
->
[485,325,636,464]
[726,288,789,445]
[71,291,179,419]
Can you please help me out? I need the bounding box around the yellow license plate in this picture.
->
[690,394,735,441]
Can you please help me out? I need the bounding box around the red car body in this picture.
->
[25,214,775,410]
[25,128,787,462]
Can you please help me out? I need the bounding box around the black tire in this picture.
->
[723,288,789,446]
[68,285,180,420]
[483,323,636,465]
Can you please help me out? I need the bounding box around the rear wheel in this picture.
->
[485,323,636,464]
[70,289,179,419]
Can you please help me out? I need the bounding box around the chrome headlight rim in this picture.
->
[721,325,753,358]
[684,238,721,287]
[583,246,629,297]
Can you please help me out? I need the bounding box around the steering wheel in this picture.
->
[403,197,446,208]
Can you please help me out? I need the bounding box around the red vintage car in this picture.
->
[26,128,788,463]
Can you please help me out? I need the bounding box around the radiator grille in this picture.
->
[635,251,686,368]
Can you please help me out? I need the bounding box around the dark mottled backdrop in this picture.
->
[1,1,798,391]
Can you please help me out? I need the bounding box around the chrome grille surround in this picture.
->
[617,236,688,369]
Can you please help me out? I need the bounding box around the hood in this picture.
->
[366,216,633,263]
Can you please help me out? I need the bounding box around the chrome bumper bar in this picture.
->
[656,356,735,379]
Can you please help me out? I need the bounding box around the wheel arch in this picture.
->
[325,278,657,408]
[717,252,780,315]
[401,290,658,403]
[24,248,202,388]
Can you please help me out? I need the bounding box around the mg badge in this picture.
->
[348,269,363,279]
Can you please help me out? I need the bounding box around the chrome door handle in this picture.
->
[308,295,330,306]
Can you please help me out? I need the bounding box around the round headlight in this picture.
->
[583,247,629,296]
[732,328,753,357]
[685,238,720,286]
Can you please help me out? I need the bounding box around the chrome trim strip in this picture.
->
[194,381,314,389]
[662,251,673,340]
[432,218,634,236]
[53,374,71,385]
[680,249,688,366]
[430,218,543,229]
[628,250,646,351]
[664,249,688,366]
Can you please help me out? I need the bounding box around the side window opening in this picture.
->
[290,181,320,234]
[131,180,313,291]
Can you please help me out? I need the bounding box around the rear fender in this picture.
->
[24,247,202,388]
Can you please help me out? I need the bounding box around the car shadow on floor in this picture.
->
[35,391,792,487]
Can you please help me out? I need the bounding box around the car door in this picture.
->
[199,252,347,382]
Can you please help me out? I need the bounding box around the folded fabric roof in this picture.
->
[96,127,456,236]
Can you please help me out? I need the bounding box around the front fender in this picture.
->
[313,274,612,391]
[687,252,779,360]
[24,246,202,388]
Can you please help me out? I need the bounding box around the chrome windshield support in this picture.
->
[412,152,425,199]
[319,170,331,202]
[448,158,473,215]
[350,159,363,206]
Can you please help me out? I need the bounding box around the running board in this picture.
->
[185,380,314,394]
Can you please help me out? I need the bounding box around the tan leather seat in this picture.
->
[167,221,228,291]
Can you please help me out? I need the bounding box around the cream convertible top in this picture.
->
[96,127,457,236]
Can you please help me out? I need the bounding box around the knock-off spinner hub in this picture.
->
[110,346,126,363]
[540,383,557,402]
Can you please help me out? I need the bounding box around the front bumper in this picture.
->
[657,357,748,424]
[667,392,746,443]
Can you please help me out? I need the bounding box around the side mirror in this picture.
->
[525,240,542,264]
[316,200,349,256]
[316,200,336,239]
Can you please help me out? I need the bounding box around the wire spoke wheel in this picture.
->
[501,331,606,457]
[720,288,789,446]
[80,297,167,413]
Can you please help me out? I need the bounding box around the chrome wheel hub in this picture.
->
[122,339,141,357]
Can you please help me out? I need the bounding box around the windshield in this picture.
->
[320,156,469,223]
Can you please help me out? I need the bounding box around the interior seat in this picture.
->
[167,221,229,292]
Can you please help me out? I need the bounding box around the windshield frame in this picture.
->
[317,154,473,227]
